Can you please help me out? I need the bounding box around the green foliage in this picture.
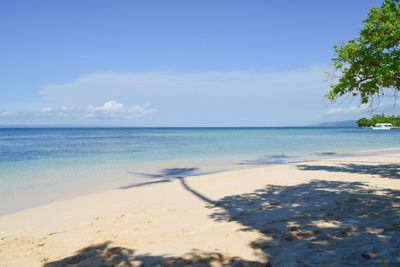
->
[356,114,400,127]
[327,0,400,104]
[356,117,371,127]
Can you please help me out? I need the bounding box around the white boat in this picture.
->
[371,123,392,130]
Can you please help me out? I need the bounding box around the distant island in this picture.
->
[357,114,400,128]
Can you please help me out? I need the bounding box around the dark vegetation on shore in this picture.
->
[357,114,400,128]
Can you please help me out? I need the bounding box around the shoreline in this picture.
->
[2,145,400,217]
[1,152,400,266]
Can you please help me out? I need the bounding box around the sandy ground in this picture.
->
[1,153,400,266]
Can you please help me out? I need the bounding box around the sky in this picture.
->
[1,0,398,126]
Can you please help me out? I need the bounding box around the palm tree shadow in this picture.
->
[133,167,199,178]
[209,180,400,265]
[120,167,215,204]
[120,168,199,189]
[44,167,267,266]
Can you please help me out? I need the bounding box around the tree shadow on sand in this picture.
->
[120,167,216,204]
[43,241,264,267]
[44,164,400,266]
[120,168,200,189]
[209,179,400,266]
[119,168,199,189]
[118,164,400,265]
[297,163,400,179]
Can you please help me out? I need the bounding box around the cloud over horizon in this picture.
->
[36,65,333,125]
[2,65,399,126]
[1,101,157,123]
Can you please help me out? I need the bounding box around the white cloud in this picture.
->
[40,66,331,108]
[1,101,156,120]
[88,100,124,112]
[327,104,369,115]
[323,98,400,123]
[85,100,156,118]
[37,65,332,126]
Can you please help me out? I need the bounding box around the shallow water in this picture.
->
[1,127,400,214]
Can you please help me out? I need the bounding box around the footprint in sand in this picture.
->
[47,231,64,236]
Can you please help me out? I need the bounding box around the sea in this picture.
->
[1,127,400,215]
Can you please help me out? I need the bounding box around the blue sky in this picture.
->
[1,0,398,126]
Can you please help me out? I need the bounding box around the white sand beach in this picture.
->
[1,153,400,266]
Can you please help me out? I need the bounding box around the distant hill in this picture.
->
[309,120,356,127]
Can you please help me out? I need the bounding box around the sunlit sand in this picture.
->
[1,153,400,266]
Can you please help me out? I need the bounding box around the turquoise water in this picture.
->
[1,127,400,214]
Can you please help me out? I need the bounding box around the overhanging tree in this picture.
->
[326,0,400,104]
